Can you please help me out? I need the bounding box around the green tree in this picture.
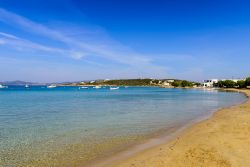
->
[245,77,250,86]
[171,81,182,87]
[217,81,224,88]
[237,80,246,88]
[193,82,201,87]
[223,80,236,88]
[181,80,193,87]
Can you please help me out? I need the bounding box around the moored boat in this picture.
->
[0,84,8,89]
[47,85,57,88]
[80,86,88,89]
[110,87,119,90]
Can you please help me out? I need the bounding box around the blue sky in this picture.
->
[0,0,250,82]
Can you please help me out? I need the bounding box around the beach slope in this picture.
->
[111,89,250,167]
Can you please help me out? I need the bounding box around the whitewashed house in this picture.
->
[202,79,218,87]
[162,81,170,86]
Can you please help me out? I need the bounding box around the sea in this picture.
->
[0,86,246,166]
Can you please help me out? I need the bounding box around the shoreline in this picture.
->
[94,89,250,167]
[89,115,214,167]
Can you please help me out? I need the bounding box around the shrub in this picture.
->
[171,80,193,87]
[246,77,250,86]
[223,80,236,88]
[171,81,182,87]
[181,80,193,87]
[217,80,224,88]
[216,80,236,88]
[237,80,246,88]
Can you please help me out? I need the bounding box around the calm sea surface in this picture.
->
[0,86,246,166]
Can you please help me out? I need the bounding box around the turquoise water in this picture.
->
[0,86,246,166]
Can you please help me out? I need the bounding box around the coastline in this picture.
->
[99,89,250,167]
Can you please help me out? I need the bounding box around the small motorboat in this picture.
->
[110,87,119,90]
[93,86,101,89]
[0,84,7,89]
[47,85,57,88]
[80,86,88,89]
[25,84,29,88]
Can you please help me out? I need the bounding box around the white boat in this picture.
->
[0,84,7,89]
[47,85,57,88]
[80,86,88,89]
[110,87,119,90]
[93,86,101,89]
[25,84,29,88]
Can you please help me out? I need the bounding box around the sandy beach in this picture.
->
[109,89,250,167]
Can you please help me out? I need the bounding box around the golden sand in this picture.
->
[109,89,250,167]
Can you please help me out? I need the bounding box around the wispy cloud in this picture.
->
[0,32,63,53]
[0,32,19,39]
[0,8,159,70]
[0,31,93,60]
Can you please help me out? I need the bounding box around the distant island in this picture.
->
[0,80,43,86]
[1,77,250,89]
[60,78,201,88]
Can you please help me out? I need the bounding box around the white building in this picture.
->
[162,81,170,86]
[202,79,218,87]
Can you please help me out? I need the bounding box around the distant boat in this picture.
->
[25,84,29,88]
[93,86,101,89]
[47,85,57,88]
[80,86,88,89]
[0,84,8,89]
[125,86,129,88]
[110,87,119,90]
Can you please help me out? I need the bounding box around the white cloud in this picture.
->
[0,32,68,55]
[0,8,158,68]
[0,8,175,81]
[0,32,19,39]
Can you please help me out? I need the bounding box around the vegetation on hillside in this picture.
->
[94,79,153,86]
[67,78,199,87]
[171,80,200,87]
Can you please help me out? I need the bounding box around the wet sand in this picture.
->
[109,89,250,167]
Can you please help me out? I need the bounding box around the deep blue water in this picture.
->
[0,86,246,166]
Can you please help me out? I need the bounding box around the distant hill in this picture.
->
[62,79,178,86]
[99,79,154,86]
[0,80,42,85]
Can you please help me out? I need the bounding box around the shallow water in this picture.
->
[0,86,246,166]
